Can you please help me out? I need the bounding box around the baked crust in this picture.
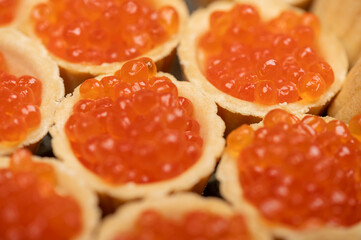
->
[97,193,271,240]
[0,155,100,240]
[20,0,189,92]
[0,28,64,155]
[216,115,361,240]
[312,0,361,67]
[178,0,348,131]
[50,72,225,202]
[328,57,361,122]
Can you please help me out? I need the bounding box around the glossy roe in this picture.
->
[199,4,334,105]
[0,0,18,26]
[227,109,361,228]
[65,58,203,184]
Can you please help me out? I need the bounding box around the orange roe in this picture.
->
[114,210,252,240]
[0,149,82,240]
[31,0,179,64]
[199,4,334,105]
[65,58,203,184]
[0,52,42,144]
[227,109,361,228]
[0,0,18,26]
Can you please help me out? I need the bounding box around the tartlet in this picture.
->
[178,0,347,132]
[312,0,361,67]
[20,0,189,93]
[0,28,64,155]
[0,149,100,240]
[217,109,361,239]
[50,58,225,204]
[97,193,271,240]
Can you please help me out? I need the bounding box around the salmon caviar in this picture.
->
[199,4,334,105]
[0,0,18,26]
[65,58,203,184]
[0,53,42,144]
[114,210,252,240]
[227,109,361,228]
[0,149,82,240]
[31,0,179,64]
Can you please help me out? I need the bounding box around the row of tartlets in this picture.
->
[1,0,361,240]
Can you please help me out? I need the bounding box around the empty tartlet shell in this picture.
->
[216,115,361,240]
[0,28,64,156]
[178,0,348,132]
[312,0,361,67]
[97,193,271,240]
[50,72,225,203]
[328,57,361,122]
[0,155,100,240]
[20,0,189,93]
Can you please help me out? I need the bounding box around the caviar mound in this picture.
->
[178,0,347,121]
[0,0,18,26]
[0,28,64,155]
[0,149,100,240]
[97,193,270,240]
[65,58,203,184]
[51,57,225,201]
[217,110,361,239]
[0,52,42,144]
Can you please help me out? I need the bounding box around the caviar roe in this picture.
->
[199,4,334,105]
[114,210,252,240]
[0,149,82,240]
[0,0,18,26]
[0,52,42,144]
[65,57,203,184]
[227,109,361,228]
[31,0,179,64]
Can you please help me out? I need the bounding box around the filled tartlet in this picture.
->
[0,148,99,240]
[0,28,64,155]
[178,0,347,132]
[50,57,225,202]
[217,109,361,239]
[22,0,188,92]
[97,193,270,240]
[312,0,361,67]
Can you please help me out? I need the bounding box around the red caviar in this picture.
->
[0,0,18,26]
[114,210,252,240]
[0,52,42,143]
[0,149,82,240]
[31,0,179,64]
[227,109,361,228]
[65,58,203,184]
[199,4,333,105]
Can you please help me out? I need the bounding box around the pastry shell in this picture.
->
[20,0,189,93]
[0,28,64,156]
[0,154,100,240]
[178,0,348,133]
[50,72,225,203]
[216,115,361,240]
[312,0,361,67]
[97,193,271,240]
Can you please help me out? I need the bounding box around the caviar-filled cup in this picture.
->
[178,0,347,132]
[0,149,100,240]
[0,28,64,155]
[217,109,361,239]
[98,193,271,240]
[20,0,188,93]
[50,57,225,206]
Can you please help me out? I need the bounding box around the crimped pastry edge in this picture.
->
[178,0,348,126]
[216,114,361,240]
[50,72,225,201]
[97,192,271,240]
[0,155,100,240]
[0,28,64,156]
